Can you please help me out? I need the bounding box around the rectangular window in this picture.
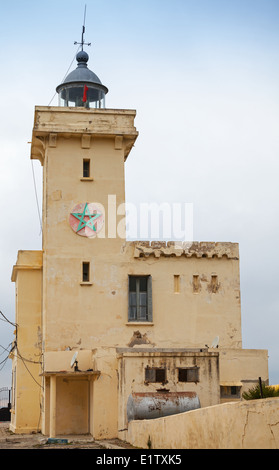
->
[211,274,219,293]
[220,386,241,399]
[82,262,90,282]
[145,367,166,383]
[193,275,200,293]
[174,275,180,293]
[178,367,199,383]
[128,275,152,322]
[83,159,90,178]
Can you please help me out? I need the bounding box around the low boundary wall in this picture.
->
[126,398,279,449]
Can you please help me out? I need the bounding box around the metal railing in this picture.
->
[0,387,11,409]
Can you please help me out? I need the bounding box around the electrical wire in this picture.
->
[0,343,13,357]
[32,45,83,234]
[47,44,82,106]
[0,354,9,365]
[0,310,43,388]
[0,310,17,328]
[16,347,44,390]
[0,359,9,372]
[7,340,42,365]
[15,349,42,365]
[0,354,10,371]
[0,343,15,371]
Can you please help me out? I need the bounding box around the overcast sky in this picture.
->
[0,0,278,388]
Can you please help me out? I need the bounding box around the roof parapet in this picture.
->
[133,241,239,259]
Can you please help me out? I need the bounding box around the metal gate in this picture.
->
[0,387,11,421]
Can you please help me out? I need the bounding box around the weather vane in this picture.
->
[74,4,91,51]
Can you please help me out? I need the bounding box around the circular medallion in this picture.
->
[69,202,104,238]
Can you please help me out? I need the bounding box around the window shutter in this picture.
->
[128,276,136,321]
[128,275,152,323]
[145,368,156,382]
[187,368,199,382]
[128,276,132,321]
[147,275,153,322]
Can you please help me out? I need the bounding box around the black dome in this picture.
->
[56,51,108,95]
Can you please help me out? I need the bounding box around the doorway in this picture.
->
[56,377,90,435]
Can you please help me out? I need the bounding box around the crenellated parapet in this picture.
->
[133,241,239,259]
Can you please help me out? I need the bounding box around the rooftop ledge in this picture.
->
[40,370,100,378]
[11,250,43,282]
[31,106,138,164]
[132,241,239,259]
[32,106,138,135]
[35,106,137,114]
[116,348,218,357]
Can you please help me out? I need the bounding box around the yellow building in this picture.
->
[9,47,268,439]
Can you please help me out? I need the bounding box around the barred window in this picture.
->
[178,367,199,383]
[145,367,166,383]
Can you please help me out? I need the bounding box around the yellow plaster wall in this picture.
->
[32,108,243,356]
[219,348,269,400]
[39,246,243,352]
[44,350,95,372]
[8,106,268,438]
[91,348,119,439]
[10,251,43,433]
[56,376,90,435]
[117,349,220,438]
[127,397,279,449]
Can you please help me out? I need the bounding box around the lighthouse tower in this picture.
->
[11,37,139,436]
[10,28,269,441]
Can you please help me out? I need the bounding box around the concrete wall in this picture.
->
[219,348,269,401]
[127,398,279,449]
[117,348,220,438]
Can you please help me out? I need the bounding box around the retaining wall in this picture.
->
[126,398,279,449]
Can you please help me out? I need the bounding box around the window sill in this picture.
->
[80,282,93,286]
[80,177,94,182]
[126,322,154,326]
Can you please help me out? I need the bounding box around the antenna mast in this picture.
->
[74,4,91,51]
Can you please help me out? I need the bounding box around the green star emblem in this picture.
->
[71,203,102,233]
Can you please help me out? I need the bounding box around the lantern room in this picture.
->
[56,50,108,109]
